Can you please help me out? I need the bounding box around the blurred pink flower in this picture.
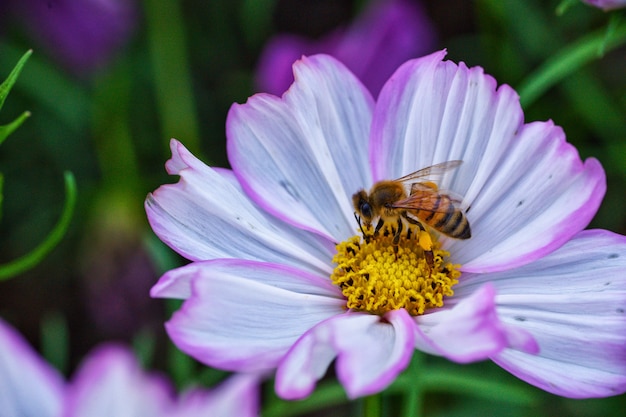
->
[10,0,136,75]
[0,318,259,416]
[256,0,436,97]
[581,0,626,10]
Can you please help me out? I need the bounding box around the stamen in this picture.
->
[331,224,460,316]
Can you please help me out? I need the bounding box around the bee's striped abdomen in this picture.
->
[416,195,471,239]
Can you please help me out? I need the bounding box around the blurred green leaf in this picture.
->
[559,71,626,175]
[0,111,30,145]
[167,338,197,389]
[0,171,77,280]
[164,298,197,388]
[144,232,184,275]
[0,49,31,113]
[599,12,623,55]
[133,328,157,368]
[0,50,31,145]
[0,173,3,222]
[263,378,349,417]
[389,361,541,407]
[400,351,426,417]
[195,367,231,389]
[364,393,382,417]
[517,21,626,107]
[40,312,69,374]
[555,0,580,16]
[143,0,201,158]
[417,365,540,406]
[92,62,140,190]
[240,0,277,50]
[0,43,90,133]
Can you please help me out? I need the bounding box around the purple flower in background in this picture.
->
[147,51,626,400]
[0,318,259,417]
[256,0,436,97]
[581,0,626,10]
[10,0,136,75]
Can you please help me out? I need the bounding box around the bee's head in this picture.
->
[352,190,373,225]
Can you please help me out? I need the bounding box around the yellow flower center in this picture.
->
[331,224,461,316]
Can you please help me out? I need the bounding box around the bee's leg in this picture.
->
[403,214,434,271]
[354,212,370,242]
[373,218,385,237]
[392,217,403,246]
[402,214,425,235]
[392,217,403,258]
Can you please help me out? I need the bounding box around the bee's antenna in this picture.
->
[354,212,364,233]
[354,212,370,242]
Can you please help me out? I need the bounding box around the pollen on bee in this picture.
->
[331,223,461,316]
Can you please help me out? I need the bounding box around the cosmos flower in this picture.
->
[580,0,626,10]
[0,318,259,417]
[255,0,436,97]
[146,51,626,399]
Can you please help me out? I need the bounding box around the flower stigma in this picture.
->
[331,223,461,316]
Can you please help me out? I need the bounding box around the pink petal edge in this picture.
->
[415,283,538,363]
[276,310,415,399]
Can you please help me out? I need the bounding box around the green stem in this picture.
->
[517,21,626,107]
[0,171,77,280]
[143,0,201,157]
[401,352,426,417]
[363,393,382,417]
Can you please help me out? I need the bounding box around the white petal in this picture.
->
[151,258,341,299]
[371,50,513,182]
[0,319,64,417]
[146,139,335,276]
[276,310,415,399]
[334,309,415,398]
[453,123,604,272]
[163,260,344,372]
[494,339,626,398]
[415,283,537,362]
[457,230,626,397]
[227,54,374,241]
[274,318,337,400]
[371,50,605,272]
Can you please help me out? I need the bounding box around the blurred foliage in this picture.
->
[0,49,30,145]
[0,50,77,281]
[0,0,624,416]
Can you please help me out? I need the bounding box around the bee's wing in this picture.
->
[391,183,468,213]
[394,160,463,185]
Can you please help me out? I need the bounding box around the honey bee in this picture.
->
[352,160,471,250]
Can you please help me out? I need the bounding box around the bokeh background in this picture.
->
[0,0,625,416]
